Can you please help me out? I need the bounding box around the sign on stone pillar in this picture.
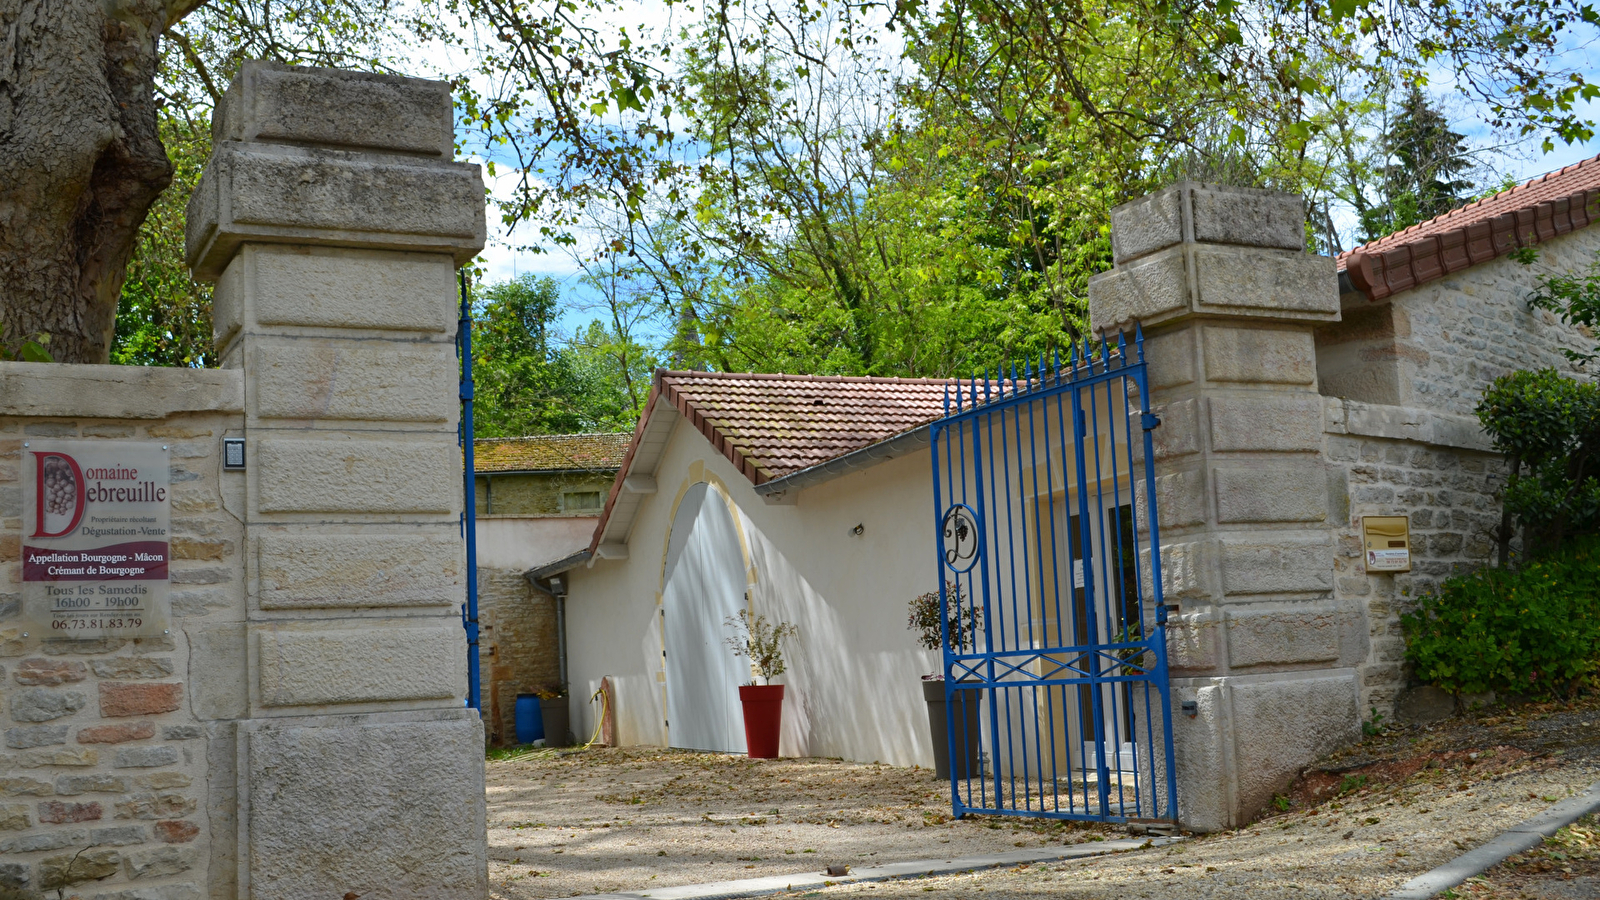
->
[1089,182,1358,833]
[21,441,172,641]
[186,61,487,899]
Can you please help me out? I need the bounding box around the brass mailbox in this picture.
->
[1363,516,1412,573]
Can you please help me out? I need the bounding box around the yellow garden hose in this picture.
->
[581,684,609,751]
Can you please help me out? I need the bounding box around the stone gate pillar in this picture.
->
[186,62,487,897]
[1089,183,1357,832]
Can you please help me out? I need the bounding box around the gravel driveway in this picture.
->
[772,698,1600,899]
[771,761,1596,899]
[487,698,1600,900]
[485,749,1119,899]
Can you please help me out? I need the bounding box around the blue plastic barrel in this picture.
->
[514,694,545,745]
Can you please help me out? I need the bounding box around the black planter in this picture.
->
[540,697,571,748]
[922,679,982,780]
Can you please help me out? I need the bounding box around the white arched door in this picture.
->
[662,483,748,753]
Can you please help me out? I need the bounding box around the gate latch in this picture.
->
[1140,412,1161,432]
[1181,700,1198,718]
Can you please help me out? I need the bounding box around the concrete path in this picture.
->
[1386,781,1600,899]
[568,836,1182,900]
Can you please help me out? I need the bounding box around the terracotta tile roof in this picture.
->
[586,370,962,554]
[661,370,960,482]
[586,358,1137,555]
[1339,153,1600,301]
[473,433,631,473]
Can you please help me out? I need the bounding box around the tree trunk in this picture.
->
[0,1,174,364]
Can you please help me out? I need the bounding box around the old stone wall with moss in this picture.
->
[474,472,613,517]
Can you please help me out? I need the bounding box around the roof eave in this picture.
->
[524,549,593,590]
[1336,185,1600,301]
[585,374,681,556]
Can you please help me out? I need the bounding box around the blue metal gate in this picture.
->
[929,327,1177,823]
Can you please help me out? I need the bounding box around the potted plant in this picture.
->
[535,684,570,747]
[725,609,799,759]
[908,582,983,779]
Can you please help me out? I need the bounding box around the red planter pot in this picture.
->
[738,684,785,758]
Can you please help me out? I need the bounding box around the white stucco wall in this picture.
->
[475,515,596,569]
[563,417,943,766]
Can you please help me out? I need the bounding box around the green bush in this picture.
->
[1476,368,1600,558]
[1402,536,1600,698]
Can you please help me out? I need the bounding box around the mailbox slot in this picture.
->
[1362,515,1411,573]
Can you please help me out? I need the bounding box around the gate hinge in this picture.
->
[1141,412,1161,432]
[460,382,475,402]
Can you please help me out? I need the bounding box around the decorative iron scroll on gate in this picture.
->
[929,326,1177,823]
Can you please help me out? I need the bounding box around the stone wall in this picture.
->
[1315,220,1600,717]
[1317,225,1599,414]
[475,471,614,516]
[0,60,489,900]
[1089,180,1599,830]
[476,568,561,745]
[2,368,243,900]
[1323,402,1508,716]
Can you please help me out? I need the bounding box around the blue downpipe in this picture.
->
[459,271,481,712]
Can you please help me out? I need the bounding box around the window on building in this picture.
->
[561,490,604,513]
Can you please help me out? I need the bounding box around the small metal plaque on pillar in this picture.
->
[21,441,172,640]
[1362,515,1412,573]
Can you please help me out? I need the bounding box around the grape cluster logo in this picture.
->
[33,452,84,537]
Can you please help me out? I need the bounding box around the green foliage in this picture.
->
[907,582,982,654]
[107,0,1600,381]
[470,275,581,437]
[1338,774,1370,796]
[0,335,53,363]
[1355,86,1477,243]
[723,610,800,685]
[1362,707,1387,737]
[469,274,656,437]
[1401,536,1600,697]
[114,113,214,368]
[1524,252,1600,366]
[1475,369,1600,552]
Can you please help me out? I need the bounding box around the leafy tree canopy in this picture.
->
[92,0,1600,427]
[468,274,657,436]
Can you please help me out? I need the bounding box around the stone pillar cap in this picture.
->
[185,61,487,281]
[1111,181,1307,265]
[1089,182,1337,333]
[214,60,456,158]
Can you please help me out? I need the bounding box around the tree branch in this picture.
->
[163,0,212,30]
[168,29,222,108]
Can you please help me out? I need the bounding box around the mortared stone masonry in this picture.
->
[0,61,487,899]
